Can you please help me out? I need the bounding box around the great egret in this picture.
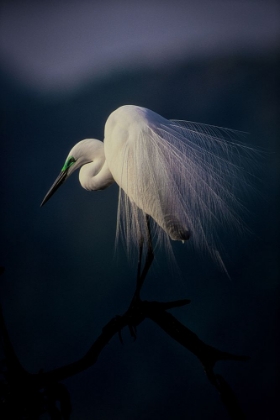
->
[41,105,253,274]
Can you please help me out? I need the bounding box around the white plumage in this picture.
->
[41,105,254,266]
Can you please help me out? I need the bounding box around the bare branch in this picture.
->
[0,266,248,419]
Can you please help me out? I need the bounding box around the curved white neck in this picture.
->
[79,158,114,191]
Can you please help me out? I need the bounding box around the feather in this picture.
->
[107,106,256,267]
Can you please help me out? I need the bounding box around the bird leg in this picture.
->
[137,235,144,283]
[133,215,154,301]
[124,216,154,340]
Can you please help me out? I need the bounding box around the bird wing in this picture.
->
[105,107,256,266]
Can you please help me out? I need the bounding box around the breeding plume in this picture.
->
[41,105,252,267]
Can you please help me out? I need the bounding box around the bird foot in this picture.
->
[122,295,145,341]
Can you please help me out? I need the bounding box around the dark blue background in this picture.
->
[1,26,279,420]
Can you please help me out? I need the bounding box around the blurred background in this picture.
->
[0,0,279,419]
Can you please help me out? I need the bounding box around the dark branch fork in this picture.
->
[0,226,249,419]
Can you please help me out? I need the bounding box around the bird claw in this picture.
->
[123,295,144,341]
[116,323,137,343]
[128,324,137,340]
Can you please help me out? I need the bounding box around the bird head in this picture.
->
[40,139,99,207]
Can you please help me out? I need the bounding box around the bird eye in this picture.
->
[68,157,76,165]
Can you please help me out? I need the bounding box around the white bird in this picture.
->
[41,105,253,270]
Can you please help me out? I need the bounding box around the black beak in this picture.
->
[40,171,68,207]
